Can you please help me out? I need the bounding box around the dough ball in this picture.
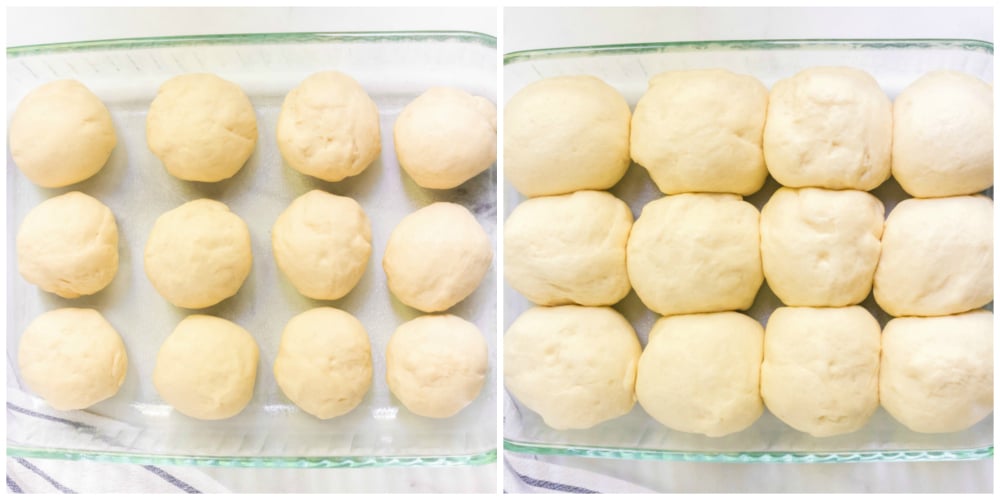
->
[760,187,884,307]
[144,199,253,309]
[18,308,127,411]
[146,73,258,182]
[274,307,372,419]
[761,306,880,437]
[272,190,372,300]
[504,305,641,430]
[386,315,488,418]
[880,310,993,433]
[892,71,993,197]
[504,76,631,197]
[631,69,768,195]
[504,190,632,306]
[627,193,762,316]
[394,87,496,189]
[874,196,992,317]
[17,192,118,299]
[636,312,764,437]
[383,202,492,312]
[9,79,117,188]
[277,71,381,182]
[764,67,892,190]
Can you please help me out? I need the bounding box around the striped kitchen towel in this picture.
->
[503,452,657,494]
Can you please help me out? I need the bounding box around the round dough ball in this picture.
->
[504,76,631,197]
[636,312,764,437]
[892,71,993,198]
[874,196,992,317]
[154,315,259,420]
[272,190,372,300]
[761,306,881,437]
[627,193,762,316]
[394,87,497,189]
[146,73,258,182]
[880,310,993,433]
[763,67,892,190]
[631,69,768,195]
[760,187,884,307]
[386,315,488,418]
[144,199,253,309]
[504,305,641,430]
[383,202,492,312]
[274,308,372,419]
[18,308,127,411]
[504,190,632,306]
[9,79,117,188]
[277,71,381,182]
[17,192,119,299]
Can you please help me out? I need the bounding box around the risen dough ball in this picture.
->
[144,199,253,309]
[874,196,992,317]
[394,87,496,189]
[17,192,118,299]
[18,308,127,411]
[764,67,892,190]
[9,79,117,188]
[631,69,768,195]
[504,306,641,430]
[504,76,631,197]
[504,191,632,306]
[277,71,381,182]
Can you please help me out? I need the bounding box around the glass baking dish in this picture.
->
[502,39,993,463]
[7,31,497,468]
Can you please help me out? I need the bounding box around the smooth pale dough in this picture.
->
[144,199,253,309]
[631,69,769,195]
[880,310,993,433]
[385,315,488,418]
[892,71,993,198]
[18,308,127,411]
[17,192,118,299]
[874,196,993,317]
[9,79,117,188]
[760,187,884,307]
[273,308,372,419]
[383,202,492,312]
[504,190,632,306]
[764,67,892,190]
[636,312,764,437]
[504,306,641,430]
[146,73,257,182]
[276,71,381,182]
[627,193,762,316]
[394,87,497,189]
[504,76,631,197]
[272,190,372,300]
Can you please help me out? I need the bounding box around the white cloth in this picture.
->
[503,452,656,494]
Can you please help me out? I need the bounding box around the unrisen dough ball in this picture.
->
[504,190,632,306]
[764,67,892,190]
[631,69,768,195]
[17,192,118,299]
[18,308,127,411]
[504,306,641,430]
[146,73,257,182]
[9,79,117,188]
[274,308,372,419]
[394,87,496,189]
[504,76,631,197]
[874,196,992,317]
[636,312,764,437]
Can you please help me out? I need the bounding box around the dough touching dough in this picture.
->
[17,191,119,299]
[504,190,632,306]
[18,308,127,411]
[504,305,641,430]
